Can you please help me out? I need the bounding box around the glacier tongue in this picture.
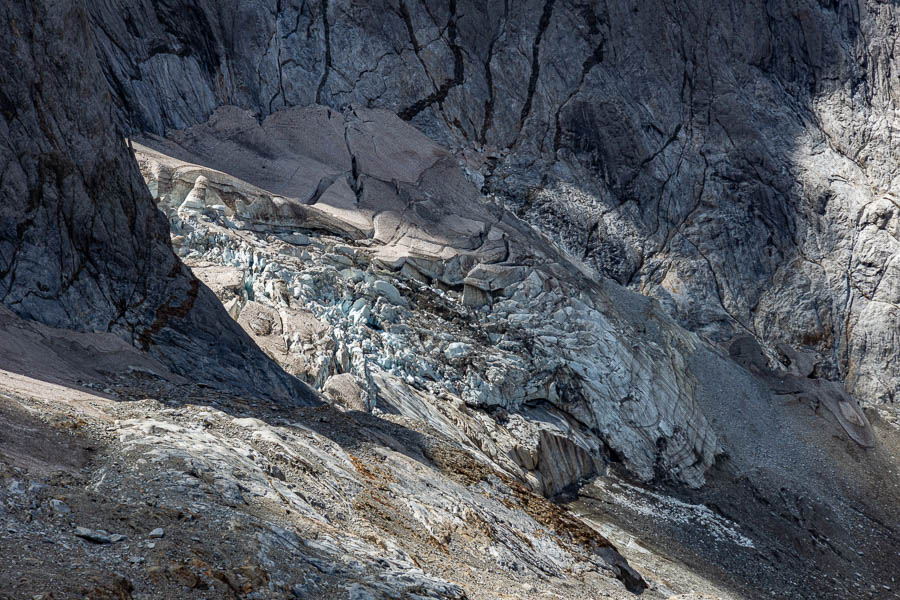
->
[135,105,760,494]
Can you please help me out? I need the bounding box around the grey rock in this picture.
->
[148,527,165,539]
[5,2,900,597]
[462,284,492,308]
[77,0,900,409]
[322,374,369,413]
[74,527,111,544]
[48,500,70,515]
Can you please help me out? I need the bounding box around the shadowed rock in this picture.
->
[0,1,316,405]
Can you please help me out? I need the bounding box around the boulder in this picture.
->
[323,374,369,412]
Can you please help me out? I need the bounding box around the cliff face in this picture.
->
[0,1,315,403]
[87,0,900,406]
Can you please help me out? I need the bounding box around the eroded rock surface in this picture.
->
[4,1,900,598]
[0,311,648,599]
[135,103,887,507]
[132,102,900,599]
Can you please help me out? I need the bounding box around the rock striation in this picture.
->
[126,87,899,600]
[0,310,647,598]
[3,1,900,598]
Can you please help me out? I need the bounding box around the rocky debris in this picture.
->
[585,480,756,550]
[728,335,875,447]
[0,321,658,600]
[75,527,114,544]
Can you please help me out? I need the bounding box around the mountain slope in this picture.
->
[2,1,900,599]
[87,0,900,407]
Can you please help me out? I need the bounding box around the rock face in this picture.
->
[0,1,315,403]
[88,0,900,407]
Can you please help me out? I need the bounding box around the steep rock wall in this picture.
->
[0,1,316,403]
[88,0,900,406]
